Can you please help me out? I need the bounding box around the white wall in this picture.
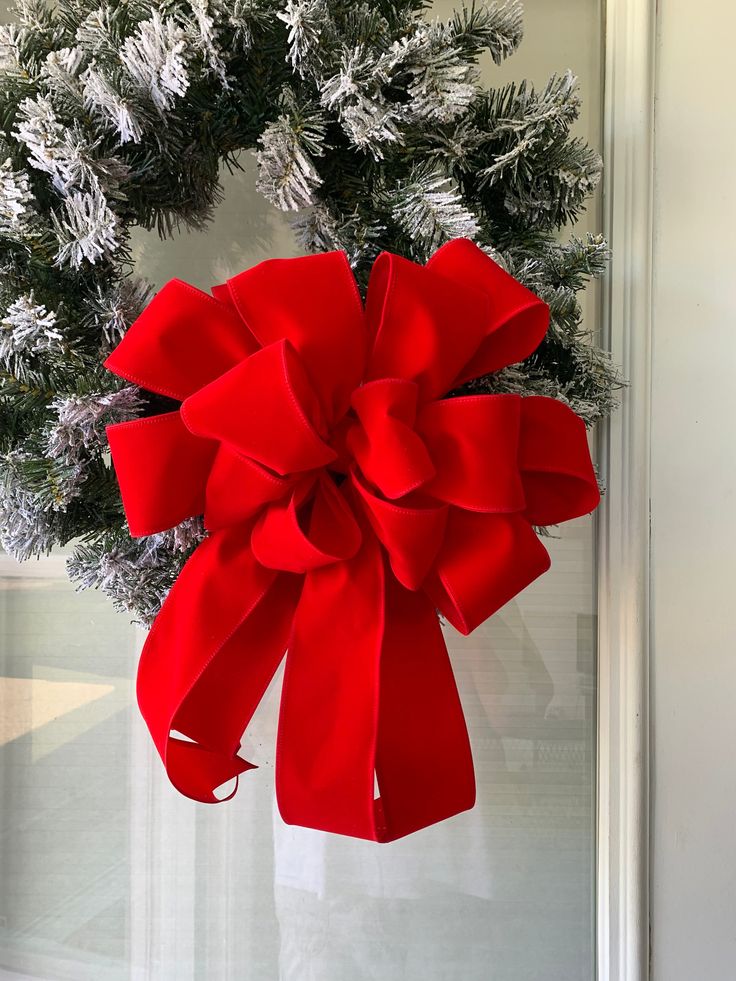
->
[651,2,736,978]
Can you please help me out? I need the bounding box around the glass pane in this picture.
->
[0,2,604,979]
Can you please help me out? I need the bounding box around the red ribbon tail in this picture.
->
[373,572,476,841]
[136,528,301,803]
[276,534,475,841]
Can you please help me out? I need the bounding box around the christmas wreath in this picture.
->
[0,0,618,624]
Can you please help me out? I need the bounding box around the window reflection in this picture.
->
[0,518,594,980]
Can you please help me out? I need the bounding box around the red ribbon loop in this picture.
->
[417,394,526,513]
[427,238,550,384]
[425,510,552,636]
[519,395,601,525]
[348,378,436,499]
[252,475,362,573]
[203,447,295,532]
[182,339,336,475]
[105,278,256,401]
[352,474,448,591]
[106,411,216,537]
[105,239,600,840]
[364,251,490,402]
[226,252,366,424]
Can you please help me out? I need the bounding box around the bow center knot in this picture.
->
[345,378,436,499]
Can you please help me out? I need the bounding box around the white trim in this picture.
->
[597,1,656,979]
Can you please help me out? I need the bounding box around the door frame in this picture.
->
[596,1,656,979]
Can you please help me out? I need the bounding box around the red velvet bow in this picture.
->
[105,239,599,841]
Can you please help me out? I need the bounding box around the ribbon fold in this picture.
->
[105,238,599,841]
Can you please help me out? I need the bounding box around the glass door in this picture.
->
[0,2,605,978]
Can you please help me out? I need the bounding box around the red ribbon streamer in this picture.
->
[105,238,600,841]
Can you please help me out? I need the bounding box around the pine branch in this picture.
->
[67,519,206,625]
[256,88,327,210]
[389,165,480,252]
[448,1,523,63]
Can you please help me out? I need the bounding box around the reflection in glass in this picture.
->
[0,517,594,981]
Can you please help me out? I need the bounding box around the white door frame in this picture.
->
[596,1,656,979]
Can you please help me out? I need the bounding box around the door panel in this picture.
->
[0,3,604,978]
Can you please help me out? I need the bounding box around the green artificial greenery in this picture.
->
[0,0,619,622]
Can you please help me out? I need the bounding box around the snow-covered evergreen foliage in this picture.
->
[0,0,618,622]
